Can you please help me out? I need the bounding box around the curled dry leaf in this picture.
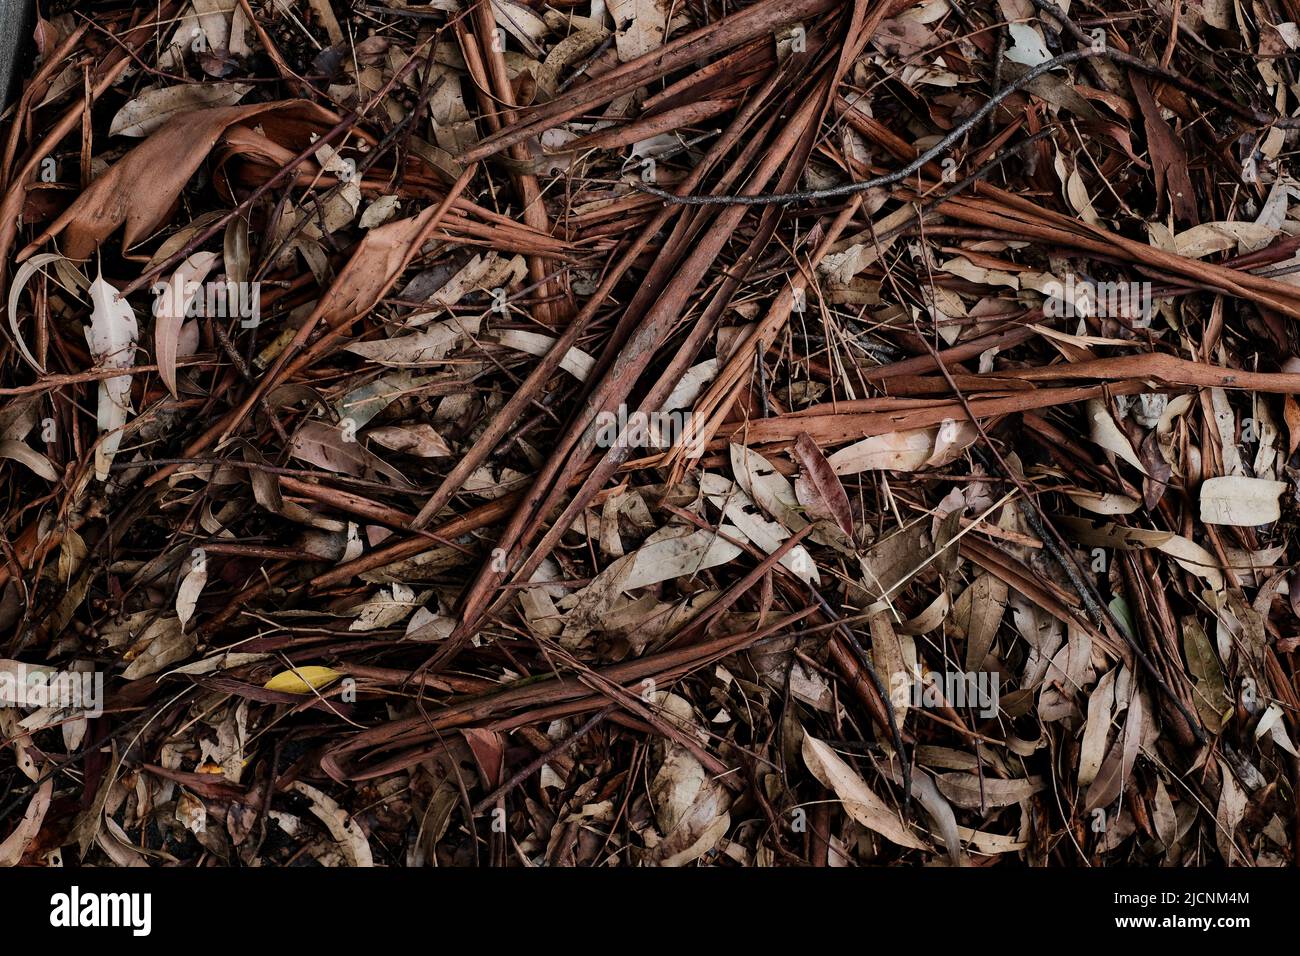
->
[0,440,58,481]
[802,733,927,851]
[0,778,52,867]
[291,781,374,867]
[1087,398,1146,474]
[153,251,217,398]
[7,253,68,372]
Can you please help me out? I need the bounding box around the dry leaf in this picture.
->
[86,274,139,481]
[1199,476,1287,526]
[802,733,928,850]
[109,82,252,137]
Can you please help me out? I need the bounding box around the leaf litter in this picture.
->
[0,0,1297,869]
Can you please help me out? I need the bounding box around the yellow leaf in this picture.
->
[263,666,342,694]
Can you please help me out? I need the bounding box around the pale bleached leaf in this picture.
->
[110,83,252,137]
[87,274,139,481]
[802,733,928,850]
[1199,476,1287,526]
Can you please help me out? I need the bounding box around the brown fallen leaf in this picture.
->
[1129,72,1197,225]
[21,99,336,261]
[153,251,216,398]
[791,431,854,537]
